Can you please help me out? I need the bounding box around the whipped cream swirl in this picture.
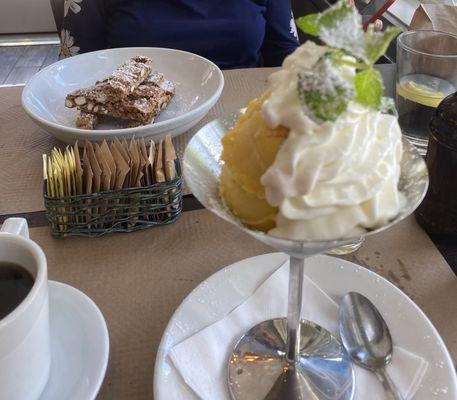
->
[261,42,404,240]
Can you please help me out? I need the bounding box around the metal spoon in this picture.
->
[339,292,403,400]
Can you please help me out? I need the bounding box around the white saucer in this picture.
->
[154,253,457,400]
[38,281,109,400]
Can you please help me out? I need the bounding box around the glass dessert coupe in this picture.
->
[183,110,429,400]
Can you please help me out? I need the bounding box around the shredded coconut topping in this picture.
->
[297,57,354,121]
[299,58,351,98]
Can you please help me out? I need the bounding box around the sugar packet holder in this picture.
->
[43,140,183,238]
[43,161,182,238]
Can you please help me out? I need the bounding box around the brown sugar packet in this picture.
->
[135,138,147,221]
[163,135,180,217]
[108,142,130,222]
[110,142,130,189]
[121,137,132,187]
[82,148,93,195]
[128,137,141,187]
[127,138,143,227]
[121,137,130,157]
[85,141,101,224]
[154,139,166,183]
[139,137,151,186]
[138,137,153,221]
[154,140,166,221]
[148,140,156,183]
[136,140,146,187]
[113,138,132,220]
[113,137,130,186]
[100,140,117,190]
[145,140,156,221]
[95,143,111,192]
[114,137,129,163]
[85,141,101,193]
[134,139,148,221]
[74,142,83,195]
[163,135,177,181]
[95,143,112,227]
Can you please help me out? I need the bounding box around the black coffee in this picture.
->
[0,262,34,320]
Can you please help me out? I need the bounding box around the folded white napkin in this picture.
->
[169,261,428,400]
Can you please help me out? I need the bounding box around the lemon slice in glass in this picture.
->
[396,79,445,108]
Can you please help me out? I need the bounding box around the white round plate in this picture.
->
[154,253,456,400]
[38,281,109,400]
[22,47,224,143]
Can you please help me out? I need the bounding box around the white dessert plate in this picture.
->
[154,253,456,400]
[22,47,224,144]
[38,281,109,400]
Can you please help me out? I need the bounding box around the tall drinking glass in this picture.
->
[396,30,457,155]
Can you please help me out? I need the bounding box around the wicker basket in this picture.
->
[43,161,183,238]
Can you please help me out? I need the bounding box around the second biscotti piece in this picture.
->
[76,81,175,125]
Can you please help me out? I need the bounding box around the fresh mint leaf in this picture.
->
[296,0,355,38]
[297,58,354,121]
[296,0,366,60]
[300,87,351,121]
[319,0,354,29]
[365,26,402,64]
[354,67,384,109]
[295,0,398,119]
[295,14,320,37]
[321,9,365,60]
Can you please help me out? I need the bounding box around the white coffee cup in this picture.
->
[0,218,51,400]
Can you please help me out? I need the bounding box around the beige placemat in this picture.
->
[0,68,275,214]
[26,210,456,400]
[0,86,61,214]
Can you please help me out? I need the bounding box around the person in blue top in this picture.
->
[60,0,300,69]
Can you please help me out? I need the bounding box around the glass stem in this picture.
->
[286,256,305,364]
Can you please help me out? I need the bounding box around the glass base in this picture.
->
[228,318,355,400]
[326,237,364,255]
[403,134,428,156]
